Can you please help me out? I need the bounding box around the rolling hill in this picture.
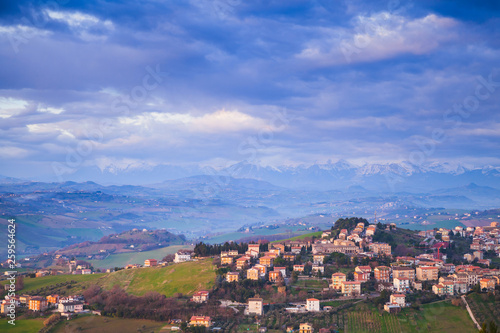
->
[14,259,216,298]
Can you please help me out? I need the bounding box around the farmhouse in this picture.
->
[144,259,157,267]
[191,291,210,303]
[58,301,84,313]
[190,316,212,327]
[174,251,192,263]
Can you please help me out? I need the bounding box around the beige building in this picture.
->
[369,242,392,256]
[248,244,260,253]
[247,268,260,280]
[390,294,406,307]
[248,298,263,315]
[330,272,346,290]
[299,323,314,333]
[392,266,415,281]
[416,266,439,281]
[221,256,234,265]
[259,256,274,267]
[312,241,360,255]
[226,272,239,282]
[341,281,362,296]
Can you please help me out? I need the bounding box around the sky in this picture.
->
[0,0,499,180]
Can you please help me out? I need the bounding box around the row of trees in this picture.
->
[194,241,267,256]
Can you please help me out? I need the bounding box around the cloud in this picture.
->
[119,109,270,133]
[0,97,29,118]
[37,105,65,114]
[0,146,30,158]
[296,13,459,65]
[45,10,114,41]
[0,1,499,179]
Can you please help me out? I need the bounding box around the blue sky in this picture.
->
[0,0,499,179]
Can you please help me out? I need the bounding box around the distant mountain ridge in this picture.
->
[18,160,500,192]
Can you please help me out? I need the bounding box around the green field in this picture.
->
[320,299,353,307]
[345,301,477,333]
[270,231,322,243]
[52,315,166,333]
[206,225,318,244]
[0,317,45,333]
[291,278,329,290]
[15,259,215,297]
[87,244,193,269]
[20,273,103,293]
[100,259,216,296]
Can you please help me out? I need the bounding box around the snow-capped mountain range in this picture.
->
[22,160,500,192]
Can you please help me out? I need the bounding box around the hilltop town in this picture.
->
[2,217,500,332]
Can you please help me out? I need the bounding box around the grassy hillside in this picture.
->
[20,273,103,293]
[346,301,476,333]
[52,315,166,333]
[466,292,500,328]
[0,317,45,333]
[206,225,319,244]
[270,231,322,243]
[87,244,193,269]
[17,259,215,297]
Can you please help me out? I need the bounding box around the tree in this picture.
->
[479,321,499,333]
[162,254,175,262]
[43,313,60,326]
[15,275,24,290]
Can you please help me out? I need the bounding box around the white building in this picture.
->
[306,298,320,312]
[174,251,192,263]
[58,301,84,313]
[393,277,410,293]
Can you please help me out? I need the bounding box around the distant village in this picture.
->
[2,219,500,332]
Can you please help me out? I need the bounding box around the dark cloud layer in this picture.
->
[0,0,499,179]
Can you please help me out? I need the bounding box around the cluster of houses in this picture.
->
[122,251,193,270]
[28,249,195,277]
[0,293,88,317]
[5,221,500,330]
[204,221,500,316]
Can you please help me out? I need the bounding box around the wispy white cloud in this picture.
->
[0,97,29,118]
[119,109,271,133]
[0,146,30,158]
[296,13,459,65]
[46,10,114,41]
